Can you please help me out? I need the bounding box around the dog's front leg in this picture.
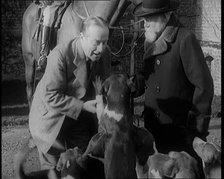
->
[93,76,105,122]
[96,94,104,122]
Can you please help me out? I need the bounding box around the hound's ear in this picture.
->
[101,80,110,96]
[193,137,206,147]
[192,137,206,159]
[161,159,178,178]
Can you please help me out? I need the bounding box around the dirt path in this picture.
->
[2,125,40,179]
[1,117,221,179]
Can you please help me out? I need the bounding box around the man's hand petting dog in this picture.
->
[82,99,97,113]
[82,76,104,116]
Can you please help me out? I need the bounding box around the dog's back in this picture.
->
[96,74,138,178]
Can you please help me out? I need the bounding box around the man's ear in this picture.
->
[143,19,150,28]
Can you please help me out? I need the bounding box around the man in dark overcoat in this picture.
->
[133,0,214,178]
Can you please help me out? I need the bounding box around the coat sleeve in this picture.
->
[42,49,84,120]
[180,31,214,139]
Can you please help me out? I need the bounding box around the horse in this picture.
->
[22,0,140,107]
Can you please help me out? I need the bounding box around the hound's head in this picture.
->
[101,73,132,110]
[193,137,221,165]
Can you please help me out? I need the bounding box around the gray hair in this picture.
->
[81,16,109,34]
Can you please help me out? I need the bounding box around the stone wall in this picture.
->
[176,0,221,95]
[1,0,221,95]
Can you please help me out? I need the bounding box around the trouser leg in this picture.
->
[38,121,67,178]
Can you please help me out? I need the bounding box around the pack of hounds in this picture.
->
[14,74,221,179]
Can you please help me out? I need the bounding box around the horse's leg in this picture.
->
[22,2,40,108]
[22,52,37,150]
[23,53,36,108]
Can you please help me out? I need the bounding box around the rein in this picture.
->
[110,19,144,57]
[111,31,144,58]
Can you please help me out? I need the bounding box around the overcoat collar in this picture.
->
[143,14,180,59]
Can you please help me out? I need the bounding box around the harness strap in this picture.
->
[72,4,86,20]
[83,1,90,18]
[71,1,90,20]
[32,7,44,41]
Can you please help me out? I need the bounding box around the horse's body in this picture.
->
[22,0,134,107]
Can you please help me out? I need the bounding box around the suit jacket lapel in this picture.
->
[72,37,88,98]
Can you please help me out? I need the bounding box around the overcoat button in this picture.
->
[156,86,160,93]
[155,111,160,118]
[156,59,161,65]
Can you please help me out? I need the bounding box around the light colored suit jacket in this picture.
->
[29,37,111,153]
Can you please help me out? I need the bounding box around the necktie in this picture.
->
[86,59,92,77]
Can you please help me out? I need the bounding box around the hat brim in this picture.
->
[133,1,179,17]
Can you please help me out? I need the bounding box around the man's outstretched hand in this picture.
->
[83,100,97,113]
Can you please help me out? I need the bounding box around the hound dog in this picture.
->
[136,142,200,179]
[193,137,221,178]
[81,73,155,179]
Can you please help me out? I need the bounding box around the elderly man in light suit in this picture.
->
[29,16,110,178]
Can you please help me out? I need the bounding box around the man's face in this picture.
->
[143,14,166,44]
[82,25,109,62]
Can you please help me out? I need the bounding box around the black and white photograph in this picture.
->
[2,0,221,178]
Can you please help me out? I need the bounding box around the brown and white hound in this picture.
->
[193,137,221,178]
[136,141,200,179]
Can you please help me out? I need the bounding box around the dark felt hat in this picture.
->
[133,0,179,17]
